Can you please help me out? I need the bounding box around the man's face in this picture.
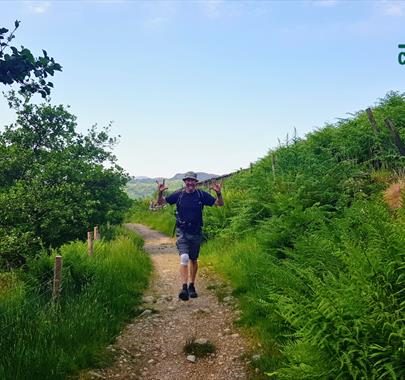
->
[184,178,197,192]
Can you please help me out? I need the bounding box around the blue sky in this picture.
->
[1,0,405,178]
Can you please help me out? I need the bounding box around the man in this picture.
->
[156,171,224,301]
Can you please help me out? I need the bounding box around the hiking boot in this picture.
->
[178,287,189,301]
[188,283,198,298]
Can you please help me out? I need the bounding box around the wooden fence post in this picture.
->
[384,118,405,156]
[365,107,383,169]
[366,108,380,135]
[87,231,94,256]
[94,226,100,241]
[53,255,62,301]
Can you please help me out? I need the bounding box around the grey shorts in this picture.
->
[175,228,202,261]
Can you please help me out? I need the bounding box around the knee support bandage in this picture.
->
[180,253,189,266]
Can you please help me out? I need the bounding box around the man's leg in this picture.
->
[176,230,190,301]
[180,261,188,284]
[188,234,202,298]
[178,255,190,301]
[188,260,198,298]
[189,259,198,283]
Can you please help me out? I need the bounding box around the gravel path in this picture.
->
[85,223,251,380]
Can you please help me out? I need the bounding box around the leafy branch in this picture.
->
[0,20,62,98]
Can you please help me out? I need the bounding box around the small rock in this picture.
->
[148,358,154,364]
[194,338,209,345]
[223,296,234,303]
[140,309,153,317]
[231,333,240,338]
[187,355,196,363]
[224,328,231,334]
[252,354,261,361]
[168,306,176,311]
[88,371,105,379]
[192,308,211,315]
[143,295,155,304]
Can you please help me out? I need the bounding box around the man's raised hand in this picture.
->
[156,179,168,193]
[210,181,222,195]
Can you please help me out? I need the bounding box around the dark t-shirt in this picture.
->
[166,190,216,233]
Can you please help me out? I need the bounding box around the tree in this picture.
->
[0,95,131,268]
[0,21,61,98]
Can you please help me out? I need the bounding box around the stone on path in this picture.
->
[187,355,196,363]
[194,338,209,345]
[88,371,106,379]
[143,295,156,304]
[139,309,153,317]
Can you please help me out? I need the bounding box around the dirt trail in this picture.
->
[88,223,251,380]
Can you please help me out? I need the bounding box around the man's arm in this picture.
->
[215,192,224,207]
[210,182,224,207]
[156,180,168,205]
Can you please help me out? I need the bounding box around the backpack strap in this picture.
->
[197,189,204,209]
[176,190,185,208]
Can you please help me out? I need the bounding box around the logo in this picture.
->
[399,44,405,65]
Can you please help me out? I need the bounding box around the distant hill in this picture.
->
[126,172,219,199]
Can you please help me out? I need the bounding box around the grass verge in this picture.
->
[0,227,151,380]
